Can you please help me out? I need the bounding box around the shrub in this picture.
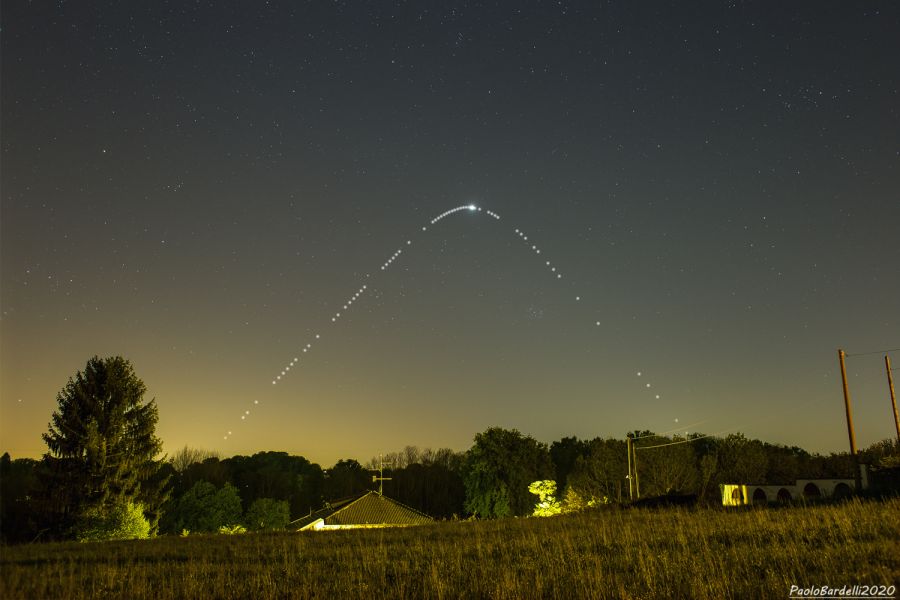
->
[75,501,151,542]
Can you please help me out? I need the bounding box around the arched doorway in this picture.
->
[731,488,743,504]
[833,482,852,499]
[803,483,821,499]
[752,488,767,504]
[777,488,792,503]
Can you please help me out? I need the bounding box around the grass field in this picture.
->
[2,498,898,599]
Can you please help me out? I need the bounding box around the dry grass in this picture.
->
[2,498,898,599]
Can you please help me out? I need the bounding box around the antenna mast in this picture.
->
[371,454,393,495]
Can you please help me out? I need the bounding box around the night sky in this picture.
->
[2,2,898,466]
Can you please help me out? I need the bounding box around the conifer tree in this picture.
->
[42,356,169,536]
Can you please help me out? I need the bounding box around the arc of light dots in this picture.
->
[225,204,558,439]
[266,205,565,388]
[224,204,662,440]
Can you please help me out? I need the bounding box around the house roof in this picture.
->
[289,491,433,530]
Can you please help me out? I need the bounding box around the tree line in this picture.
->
[2,356,898,544]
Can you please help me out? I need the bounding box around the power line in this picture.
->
[631,421,709,440]
[845,347,900,358]
[633,428,738,451]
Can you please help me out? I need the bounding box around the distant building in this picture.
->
[289,491,434,531]
[721,479,857,506]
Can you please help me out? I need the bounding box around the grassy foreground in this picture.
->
[2,498,898,599]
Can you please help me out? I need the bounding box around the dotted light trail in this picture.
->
[222,204,668,440]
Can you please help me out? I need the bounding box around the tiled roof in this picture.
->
[289,491,433,530]
[326,491,433,526]
[288,494,360,530]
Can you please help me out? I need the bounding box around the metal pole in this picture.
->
[838,349,858,456]
[887,355,899,443]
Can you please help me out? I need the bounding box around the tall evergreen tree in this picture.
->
[41,356,169,536]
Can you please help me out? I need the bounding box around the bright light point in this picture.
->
[596,321,601,326]
[637,372,642,376]
[294,357,298,361]
[254,400,259,404]
[272,381,276,385]
[316,334,320,339]
[557,274,561,279]
[546,261,550,265]
[245,410,250,415]
[276,375,281,380]
[576,296,580,301]
[536,249,541,254]
[224,436,228,440]
[303,348,307,352]
[523,236,528,241]
[241,416,245,420]
[468,204,476,210]
[551,267,556,272]
[422,227,427,231]
[343,305,347,309]
[646,383,651,388]
[655,395,660,399]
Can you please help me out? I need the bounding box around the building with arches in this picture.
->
[721,479,856,506]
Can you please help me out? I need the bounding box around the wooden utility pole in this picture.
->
[632,443,640,500]
[838,349,858,456]
[626,436,634,501]
[887,355,899,443]
[838,348,862,491]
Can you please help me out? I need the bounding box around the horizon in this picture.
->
[2,2,898,466]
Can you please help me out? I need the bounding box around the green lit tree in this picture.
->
[528,480,562,516]
[41,356,169,537]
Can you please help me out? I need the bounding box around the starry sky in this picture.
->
[2,1,898,466]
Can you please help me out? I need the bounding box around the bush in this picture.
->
[218,524,247,535]
[75,502,151,542]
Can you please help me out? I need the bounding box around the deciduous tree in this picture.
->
[169,481,242,533]
[463,427,553,518]
[245,498,290,530]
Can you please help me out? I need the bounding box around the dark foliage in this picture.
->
[323,459,372,501]
[463,427,554,518]
[39,357,169,538]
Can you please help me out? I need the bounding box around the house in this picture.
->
[721,479,856,506]
[289,491,434,531]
